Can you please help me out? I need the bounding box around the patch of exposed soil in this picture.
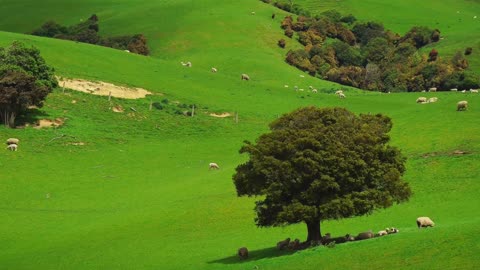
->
[58,78,153,99]
[35,118,65,129]
[112,105,124,113]
[209,112,231,118]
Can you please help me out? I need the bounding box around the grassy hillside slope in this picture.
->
[0,0,479,269]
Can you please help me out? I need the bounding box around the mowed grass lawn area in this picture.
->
[1,0,480,269]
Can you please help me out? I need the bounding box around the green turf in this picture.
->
[0,0,479,269]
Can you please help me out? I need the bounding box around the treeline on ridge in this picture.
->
[30,14,149,56]
[265,0,478,92]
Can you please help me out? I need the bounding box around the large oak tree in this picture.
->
[233,107,411,243]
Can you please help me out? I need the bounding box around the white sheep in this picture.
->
[378,230,388,236]
[428,87,437,92]
[211,67,218,73]
[417,217,435,228]
[339,93,346,98]
[6,144,17,151]
[416,97,428,103]
[428,97,438,103]
[457,100,468,111]
[6,138,19,145]
[209,162,220,170]
[241,74,250,80]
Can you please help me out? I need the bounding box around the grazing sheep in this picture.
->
[416,97,428,103]
[6,138,19,145]
[287,238,301,250]
[6,144,17,151]
[211,67,217,73]
[339,93,346,98]
[388,228,399,234]
[428,97,438,103]
[323,234,355,245]
[470,89,478,93]
[181,61,192,67]
[209,162,220,170]
[241,74,250,81]
[312,89,318,93]
[457,100,468,111]
[450,88,458,92]
[417,217,435,228]
[335,90,343,95]
[428,87,437,92]
[320,233,331,245]
[277,238,290,250]
[355,231,374,240]
[238,247,248,260]
[378,230,388,236]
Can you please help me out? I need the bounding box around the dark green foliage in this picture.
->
[352,21,385,45]
[31,15,149,55]
[0,42,56,127]
[340,14,357,25]
[233,107,411,242]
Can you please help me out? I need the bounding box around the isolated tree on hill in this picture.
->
[0,42,56,127]
[233,107,411,243]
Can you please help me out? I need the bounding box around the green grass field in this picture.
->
[0,0,479,269]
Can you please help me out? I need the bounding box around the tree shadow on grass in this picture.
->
[208,246,298,265]
[15,108,50,128]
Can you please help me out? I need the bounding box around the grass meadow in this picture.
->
[0,0,479,269]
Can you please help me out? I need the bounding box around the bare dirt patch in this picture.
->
[58,78,152,99]
[35,118,65,129]
[209,112,231,118]
[112,105,124,113]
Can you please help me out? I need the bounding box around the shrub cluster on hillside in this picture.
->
[31,15,150,55]
[268,1,479,92]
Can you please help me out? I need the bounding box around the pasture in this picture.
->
[0,0,479,269]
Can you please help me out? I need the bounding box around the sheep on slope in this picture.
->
[417,217,435,228]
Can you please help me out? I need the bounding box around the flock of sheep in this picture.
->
[5,138,19,151]
[416,96,470,111]
[237,216,435,260]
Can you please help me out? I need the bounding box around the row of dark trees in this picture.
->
[31,14,149,55]
[270,1,478,91]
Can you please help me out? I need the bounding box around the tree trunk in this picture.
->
[306,220,322,242]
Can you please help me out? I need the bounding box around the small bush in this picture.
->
[465,47,473,55]
[428,49,439,62]
[284,28,294,38]
[278,39,286,48]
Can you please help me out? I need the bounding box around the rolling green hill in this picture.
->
[0,0,479,269]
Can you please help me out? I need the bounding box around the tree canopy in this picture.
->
[0,41,56,127]
[233,107,411,243]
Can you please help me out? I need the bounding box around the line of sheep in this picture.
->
[237,216,435,260]
[5,138,19,151]
[416,97,469,111]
